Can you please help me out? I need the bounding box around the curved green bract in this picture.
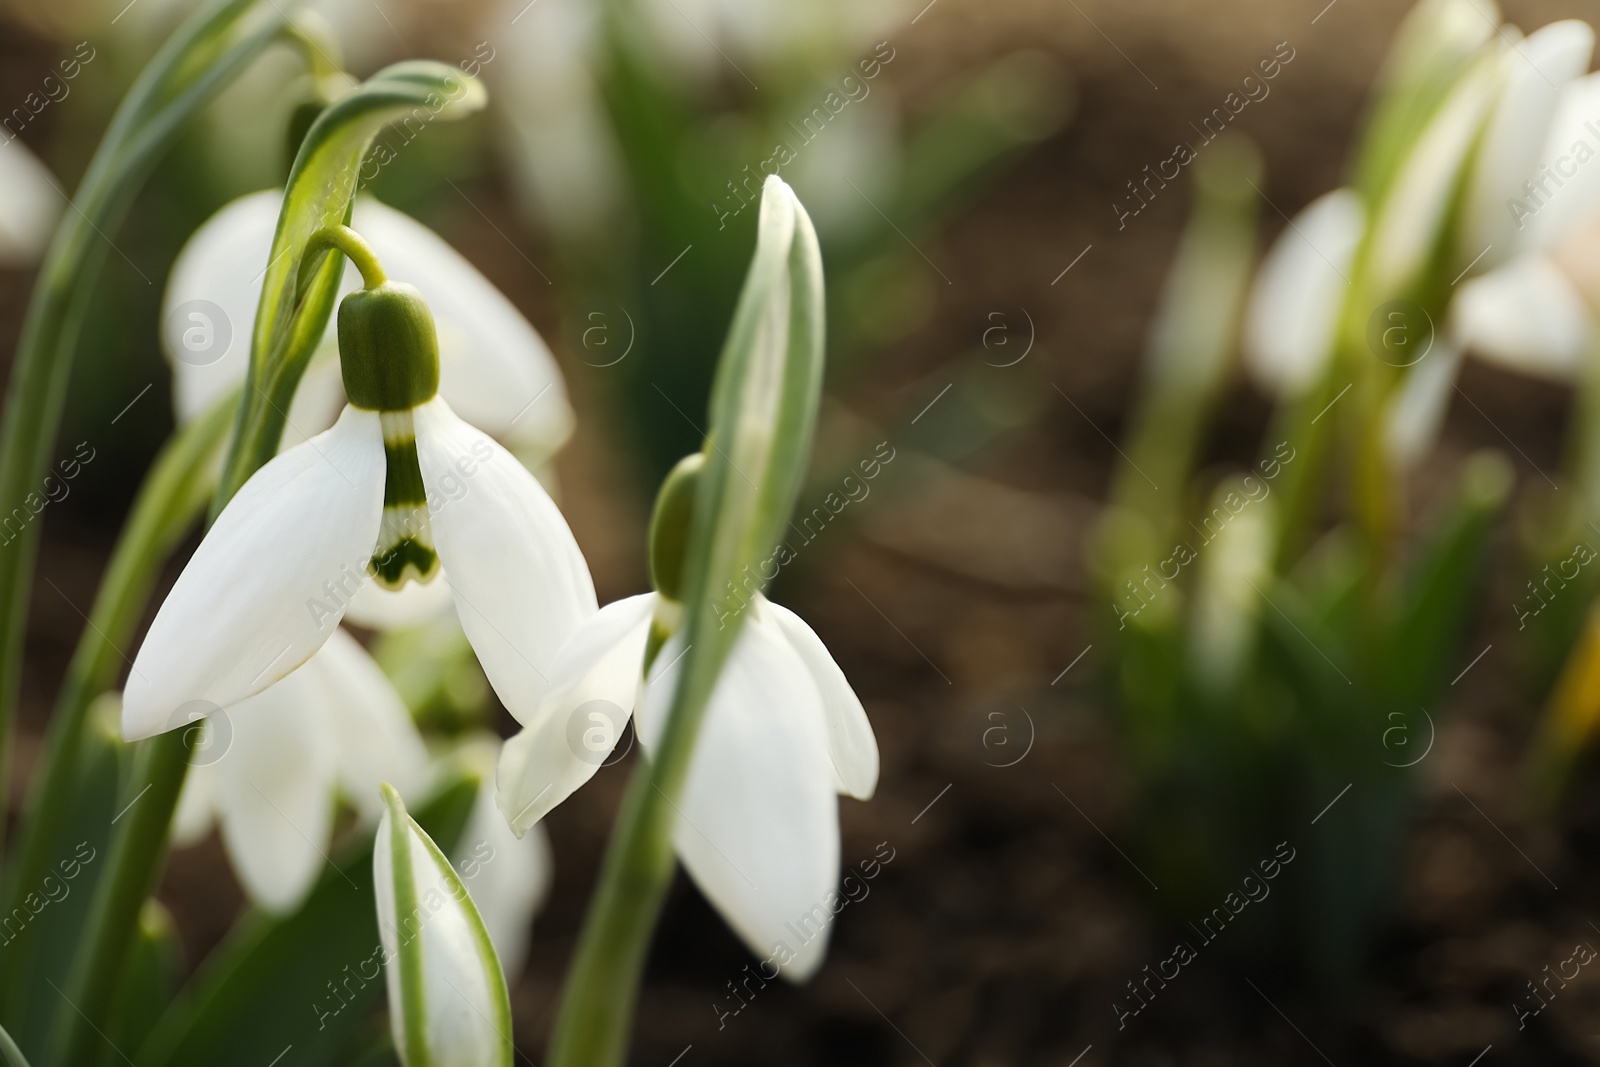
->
[216,60,486,507]
[547,178,825,1067]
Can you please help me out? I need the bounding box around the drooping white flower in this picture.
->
[161,190,575,461]
[1454,68,1600,380]
[1242,188,1365,401]
[496,591,878,980]
[1243,19,1597,464]
[169,627,427,913]
[0,138,62,266]
[123,279,596,745]
[376,783,513,1067]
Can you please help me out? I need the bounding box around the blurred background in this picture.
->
[7,0,1600,1062]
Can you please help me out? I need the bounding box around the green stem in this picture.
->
[0,0,287,867]
[302,225,387,290]
[547,620,726,1067]
[0,399,230,1022]
[49,731,191,1065]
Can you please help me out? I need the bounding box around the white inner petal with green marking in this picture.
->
[372,409,440,590]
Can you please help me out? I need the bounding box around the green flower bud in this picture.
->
[648,452,705,603]
[338,282,440,412]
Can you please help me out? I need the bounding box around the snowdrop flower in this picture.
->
[0,138,62,266]
[162,190,574,462]
[376,783,512,1067]
[169,628,427,913]
[497,456,878,981]
[1244,19,1595,463]
[1454,70,1600,380]
[123,255,596,745]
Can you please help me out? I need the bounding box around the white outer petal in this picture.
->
[162,191,276,423]
[1453,253,1590,381]
[170,758,216,847]
[414,397,597,722]
[1464,20,1594,265]
[640,606,841,982]
[1384,339,1463,468]
[376,804,507,1067]
[212,667,339,913]
[495,593,655,835]
[1526,72,1600,248]
[0,138,61,266]
[764,600,878,799]
[458,771,552,981]
[1368,57,1500,296]
[1243,190,1364,399]
[353,198,575,458]
[342,571,458,631]
[316,628,429,821]
[122,406,385,741]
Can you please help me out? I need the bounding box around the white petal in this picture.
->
[1369,56,1500,296]
[161,191,276,423]
[1525,72,1600,247]
[376,792,511,1067]
[764,600,878,799]
[1243,190,1364,399]
[414,397,597,721]
[1464,20,1594,264]
[342,570,458,630]
[495,593,655,835]
[1453,253,1590,381]
[352,198,576,458]
[170,759,216,847]
[640,606,841,982]
[315,628,429,821]
[122,405,385,741]
[457,766,552,981]
[0,138,61,265]
[1384,339,1463,467]
[212,668,339,913]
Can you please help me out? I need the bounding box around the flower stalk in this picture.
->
[547,175,824,1067]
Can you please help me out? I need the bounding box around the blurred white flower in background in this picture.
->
[0,139,62,266]
[1244,17,1597,463]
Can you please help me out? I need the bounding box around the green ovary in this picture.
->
[370,410,440,590]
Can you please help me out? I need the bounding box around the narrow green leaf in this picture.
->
[0,0,287,892]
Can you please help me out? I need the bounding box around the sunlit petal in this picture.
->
[495,593,655,835]
[765,600,878,799]
[1243,189,1363,399]
[1454,252,1590,381]
[640,606,840,982]
[414,397,596,721]
[121,406,385,741]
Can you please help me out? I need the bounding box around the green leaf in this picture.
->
[1348,0,1499,206]
[0,0,287,901]
[1381,449,1511,706]
[216,60,487,505]
[0,397,230,1033]
[135,773,479,1067]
